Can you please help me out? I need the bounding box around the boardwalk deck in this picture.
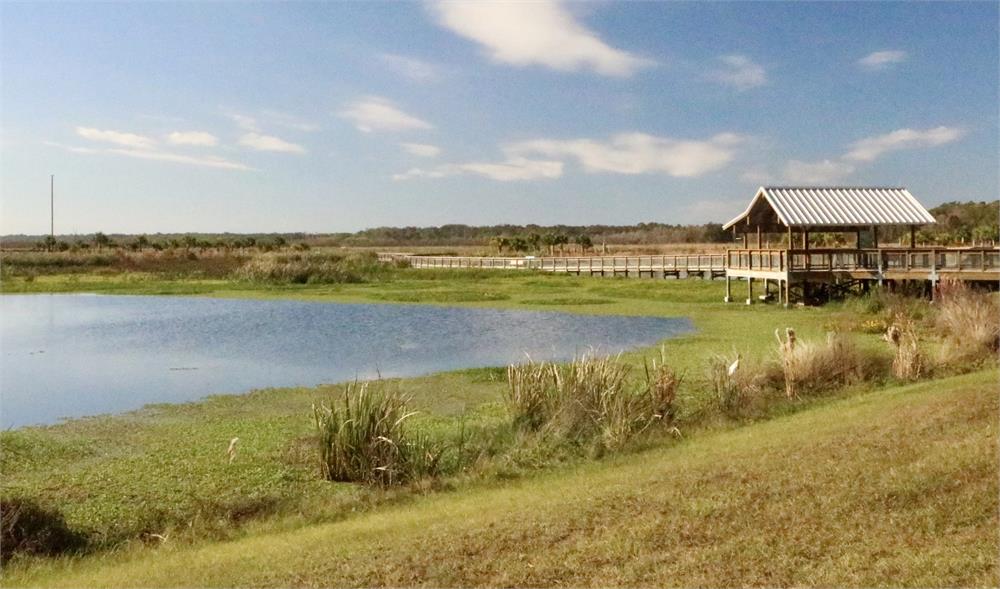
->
[377,252,727,278]
[379,246,999,305]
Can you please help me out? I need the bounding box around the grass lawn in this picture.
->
[7,369,996,587]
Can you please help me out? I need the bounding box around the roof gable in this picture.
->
[723,186,937,230]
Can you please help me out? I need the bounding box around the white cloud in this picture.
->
[400,142,441,157]
[428,0,651,77]
[858,50,908,70]
[843,126,965,162]
[166,131,219,147]
[75,126,157,149]
[394,157,563,182]
[338,96,433,133]
[783,159,855,184]
[238,132,307,154]
[707,55,766,90]
[507,132,745,177]
[380,53,441,82]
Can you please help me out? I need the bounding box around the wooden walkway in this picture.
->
[379,247,998,305]
[377,252,726,278]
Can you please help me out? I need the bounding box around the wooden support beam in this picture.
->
[909,225,916,249]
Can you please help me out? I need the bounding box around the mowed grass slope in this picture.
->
[10,370,997,588]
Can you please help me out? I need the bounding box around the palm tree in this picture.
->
[93,232,110,251]
[575,234,593,253]
[541,233,557,255]
[554,234,569,255]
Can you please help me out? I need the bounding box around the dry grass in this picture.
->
[706,352,764,415]
[934,279,1000,363]
[885,318,925,380]
[775,329,870,398]
[505,352,681,451]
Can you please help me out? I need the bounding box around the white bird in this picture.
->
[226,437,239,463]
[727,354,741,377]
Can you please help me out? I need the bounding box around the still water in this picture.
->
[1,294,692,428]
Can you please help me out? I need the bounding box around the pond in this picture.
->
[0,294,692,428]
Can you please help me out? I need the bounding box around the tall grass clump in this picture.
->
[934,279,1000,363]
[884,319,924,380]
[706,353,762,415]
[775,329,870,398]
[235,252,388,284]
[313,381,442,486]
[504,351,681,452]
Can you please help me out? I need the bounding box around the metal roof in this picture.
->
[723,186,937,229]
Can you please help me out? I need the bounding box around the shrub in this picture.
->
[313,381,442,486]
[0,496,85,563]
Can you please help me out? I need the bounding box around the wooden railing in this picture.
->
[726,247,1000,274]
[378,253,726,273]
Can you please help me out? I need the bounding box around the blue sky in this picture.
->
[1,1,996,234]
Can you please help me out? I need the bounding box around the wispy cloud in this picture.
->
[507,132,745,177]
[166,131,219,147]
[400,142,441,157]
[843,126,965,162]
[75,126,157,149]
[50,137,250,171]
[783,159,855,184]
[394,157,563,182]
[707,55,766,90]
[781,125,965,183]
[379,53,441,82]
[428,0,652,77]
[258,110,320,132]
[238,132,307,154]
[338,96,433,133]
[858,50,908,70]
[227,113,260,132]
[105,148,252,170]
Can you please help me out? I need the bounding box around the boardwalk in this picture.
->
[377,252,727,278]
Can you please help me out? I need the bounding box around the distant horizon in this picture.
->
[2,2,997,234]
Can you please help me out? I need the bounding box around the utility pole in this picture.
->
[50,175,54,239]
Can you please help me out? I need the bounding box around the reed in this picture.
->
[934,279,1000,360]
[775,330,868,398]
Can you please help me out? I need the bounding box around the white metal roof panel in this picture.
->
[723,186,937,229]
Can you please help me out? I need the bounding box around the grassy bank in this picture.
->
[7,370,997,587]
[2,265,996,583]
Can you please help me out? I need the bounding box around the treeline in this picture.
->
[2,201,995,251]
[920,201,999,245]
[337,223,732,247]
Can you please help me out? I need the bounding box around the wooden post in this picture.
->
[746,277,753,305]
[909,225,916,249]
[856,230,862,249]
[756,225,762,248]
[873,226,879,248]
[802,230,809,250]
[783,279,790,308]
[725,276,732,302]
